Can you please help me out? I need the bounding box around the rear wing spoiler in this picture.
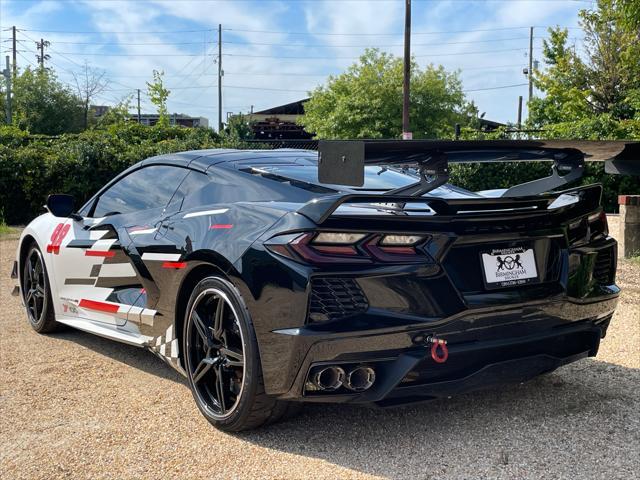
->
[298,184,602,224]
[317,139,640,196]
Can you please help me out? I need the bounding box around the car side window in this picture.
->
[165,170,212,214]
[92,165,189,217]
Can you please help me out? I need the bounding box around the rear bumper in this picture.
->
[272,298,615,404]
[380,351,589,406]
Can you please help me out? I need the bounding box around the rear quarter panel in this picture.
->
[15,213,67,312]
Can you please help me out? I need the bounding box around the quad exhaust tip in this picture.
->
[310,365,376,392]
[344,366,376,392]
[312,366,345,391]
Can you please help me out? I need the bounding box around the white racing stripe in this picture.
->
[183,208,228,219]
[141,253,182,262]
[129,228,157,235]
[90,239,117,251]
[89,230,109,240]
[99,263,137,277]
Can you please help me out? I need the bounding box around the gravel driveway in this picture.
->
[1,226,638,480]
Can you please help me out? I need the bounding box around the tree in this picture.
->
[529,0,640,127]
[97,94,132,127]
[146,70,170,127]
[1,67,83,134]
[223,113,253,140]
[302,49,471,139]
[619,0,640,30]
[72,61,107,129]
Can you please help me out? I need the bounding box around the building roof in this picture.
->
[254,99,309,115]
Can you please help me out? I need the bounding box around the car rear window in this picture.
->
[251,165,417,190]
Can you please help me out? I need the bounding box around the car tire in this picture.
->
[183,276,300,431]
[22,244,59,333]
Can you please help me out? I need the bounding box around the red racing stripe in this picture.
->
[162,261,187,269]
[84,250,115,257]
[78,299,120,313]
[210,224,233,229]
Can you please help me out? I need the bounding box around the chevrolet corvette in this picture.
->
[11,140,638,431]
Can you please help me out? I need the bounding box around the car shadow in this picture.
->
[53,327,186,384]
[56,327,639,478]
[235,359,639,478]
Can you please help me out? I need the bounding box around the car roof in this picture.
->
[141,148,318,172]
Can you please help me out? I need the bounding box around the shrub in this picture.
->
[0,125,221,224]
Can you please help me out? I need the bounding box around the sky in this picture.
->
[0,0,591,128]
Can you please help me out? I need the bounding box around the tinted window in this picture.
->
[251,165,417,190]
[93,165,188,217]
[165,170,212,213]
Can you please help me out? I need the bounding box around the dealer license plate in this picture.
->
[481,246,538,289]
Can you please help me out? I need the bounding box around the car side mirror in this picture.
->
[46,194,77,218]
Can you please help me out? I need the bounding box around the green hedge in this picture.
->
[1,124,639,224]
[0,124,223,224]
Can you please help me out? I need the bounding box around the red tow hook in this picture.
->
[426,335,449,364]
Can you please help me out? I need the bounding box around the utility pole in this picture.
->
[12,26,17,78]
[528,27,534,108]
[137,89,141,123]
[3,56,12,124]
[402,0,412,140]
[218,24,223,133]
[517,95,523,129]
[36,38,50,68]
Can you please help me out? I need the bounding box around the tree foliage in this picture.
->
[1,67,84,134]
[223,113,254,141]
[529,0,640,128]
[96,95,133,127]
[72,62,107,129]
[302,49,472,139]
[146,70,171,127]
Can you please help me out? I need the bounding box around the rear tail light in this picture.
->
[289,232,370,264]
[379,235,424,246]
[266,231,431,265]
[569,210,608,244]
[314,232,367,244]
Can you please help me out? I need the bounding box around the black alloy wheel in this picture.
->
[183,276,302,431]
[186,287,246,419]
[23,245,58,333]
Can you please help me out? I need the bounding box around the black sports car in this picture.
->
[11,140,635,431]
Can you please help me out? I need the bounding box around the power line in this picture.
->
[168,44,215,89]
[223,47,530,60]
[15,24,582,37]
[40,36,530,48]
[78,63,525,78]
[221,36,531,48]
[464,83,528,92]
[43,51,215,57]
[17,28,213,35]
[16,50,38,68]
[19,31,84,67]
[43,40,216,46]
[105,84,310,93]
[222,25,537,36]
[105,81,531,94]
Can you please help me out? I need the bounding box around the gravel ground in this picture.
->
[1,223,639,480]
